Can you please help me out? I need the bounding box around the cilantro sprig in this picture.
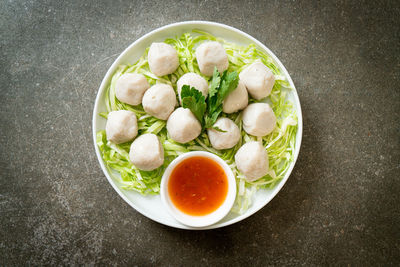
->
[181,67,239,130]
[181,85,207,125]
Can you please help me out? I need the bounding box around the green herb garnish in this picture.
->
[181,85,207,125]
[181,67,239,129]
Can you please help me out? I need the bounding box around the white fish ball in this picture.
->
[177,72,208,103]
[129,133,164,171]
[242,103,276,136]
[142,83,177,120]
[195,41,229,76]
[207,117,240,150]
[222,80,248,114]
[239,62,275,100]
[105,110,138,144]
[115,73,150,106]
[148,42,179,76]
[166,107,201,144]
[235,141,269,181]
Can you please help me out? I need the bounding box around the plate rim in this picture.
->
[92,20,303,230]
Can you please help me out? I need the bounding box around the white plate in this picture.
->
[92,21,303,230]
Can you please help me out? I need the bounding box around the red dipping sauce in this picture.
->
[168,156,228,216]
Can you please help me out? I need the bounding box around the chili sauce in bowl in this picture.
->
[168,156,228,216]
[160,151,236,228]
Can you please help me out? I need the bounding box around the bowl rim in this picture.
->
[160,151,237,228]
[92,20,303,229]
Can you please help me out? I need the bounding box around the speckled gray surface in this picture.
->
[1,0,399,265]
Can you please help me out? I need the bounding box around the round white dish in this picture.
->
[92,21,303,230]
[160,151,237,228]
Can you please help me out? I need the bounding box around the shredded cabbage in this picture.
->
[96,31,298,213]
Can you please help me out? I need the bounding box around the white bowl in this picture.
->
[92,21,303,229]
[160,151,237,228]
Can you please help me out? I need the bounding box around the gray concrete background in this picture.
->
[1,0,399,265]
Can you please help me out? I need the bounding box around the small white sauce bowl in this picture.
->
[160,151,237,228]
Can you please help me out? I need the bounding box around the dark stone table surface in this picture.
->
[1,0,399,265]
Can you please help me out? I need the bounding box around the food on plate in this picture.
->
[166,107,202,144]
[97,31,298,214]
[129,133,164,171]
[235,141,269,181]
[148,42,179,76]
[242,103,276,136]
[177,72,208,103]
[168,156,228,216]
[207,117,240,150]
[195,41,229,76]
[115,73,150,106]
[142,83,176,120]
[105,110,138,144]
[239,62,275,100]
[222,80,248,114]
